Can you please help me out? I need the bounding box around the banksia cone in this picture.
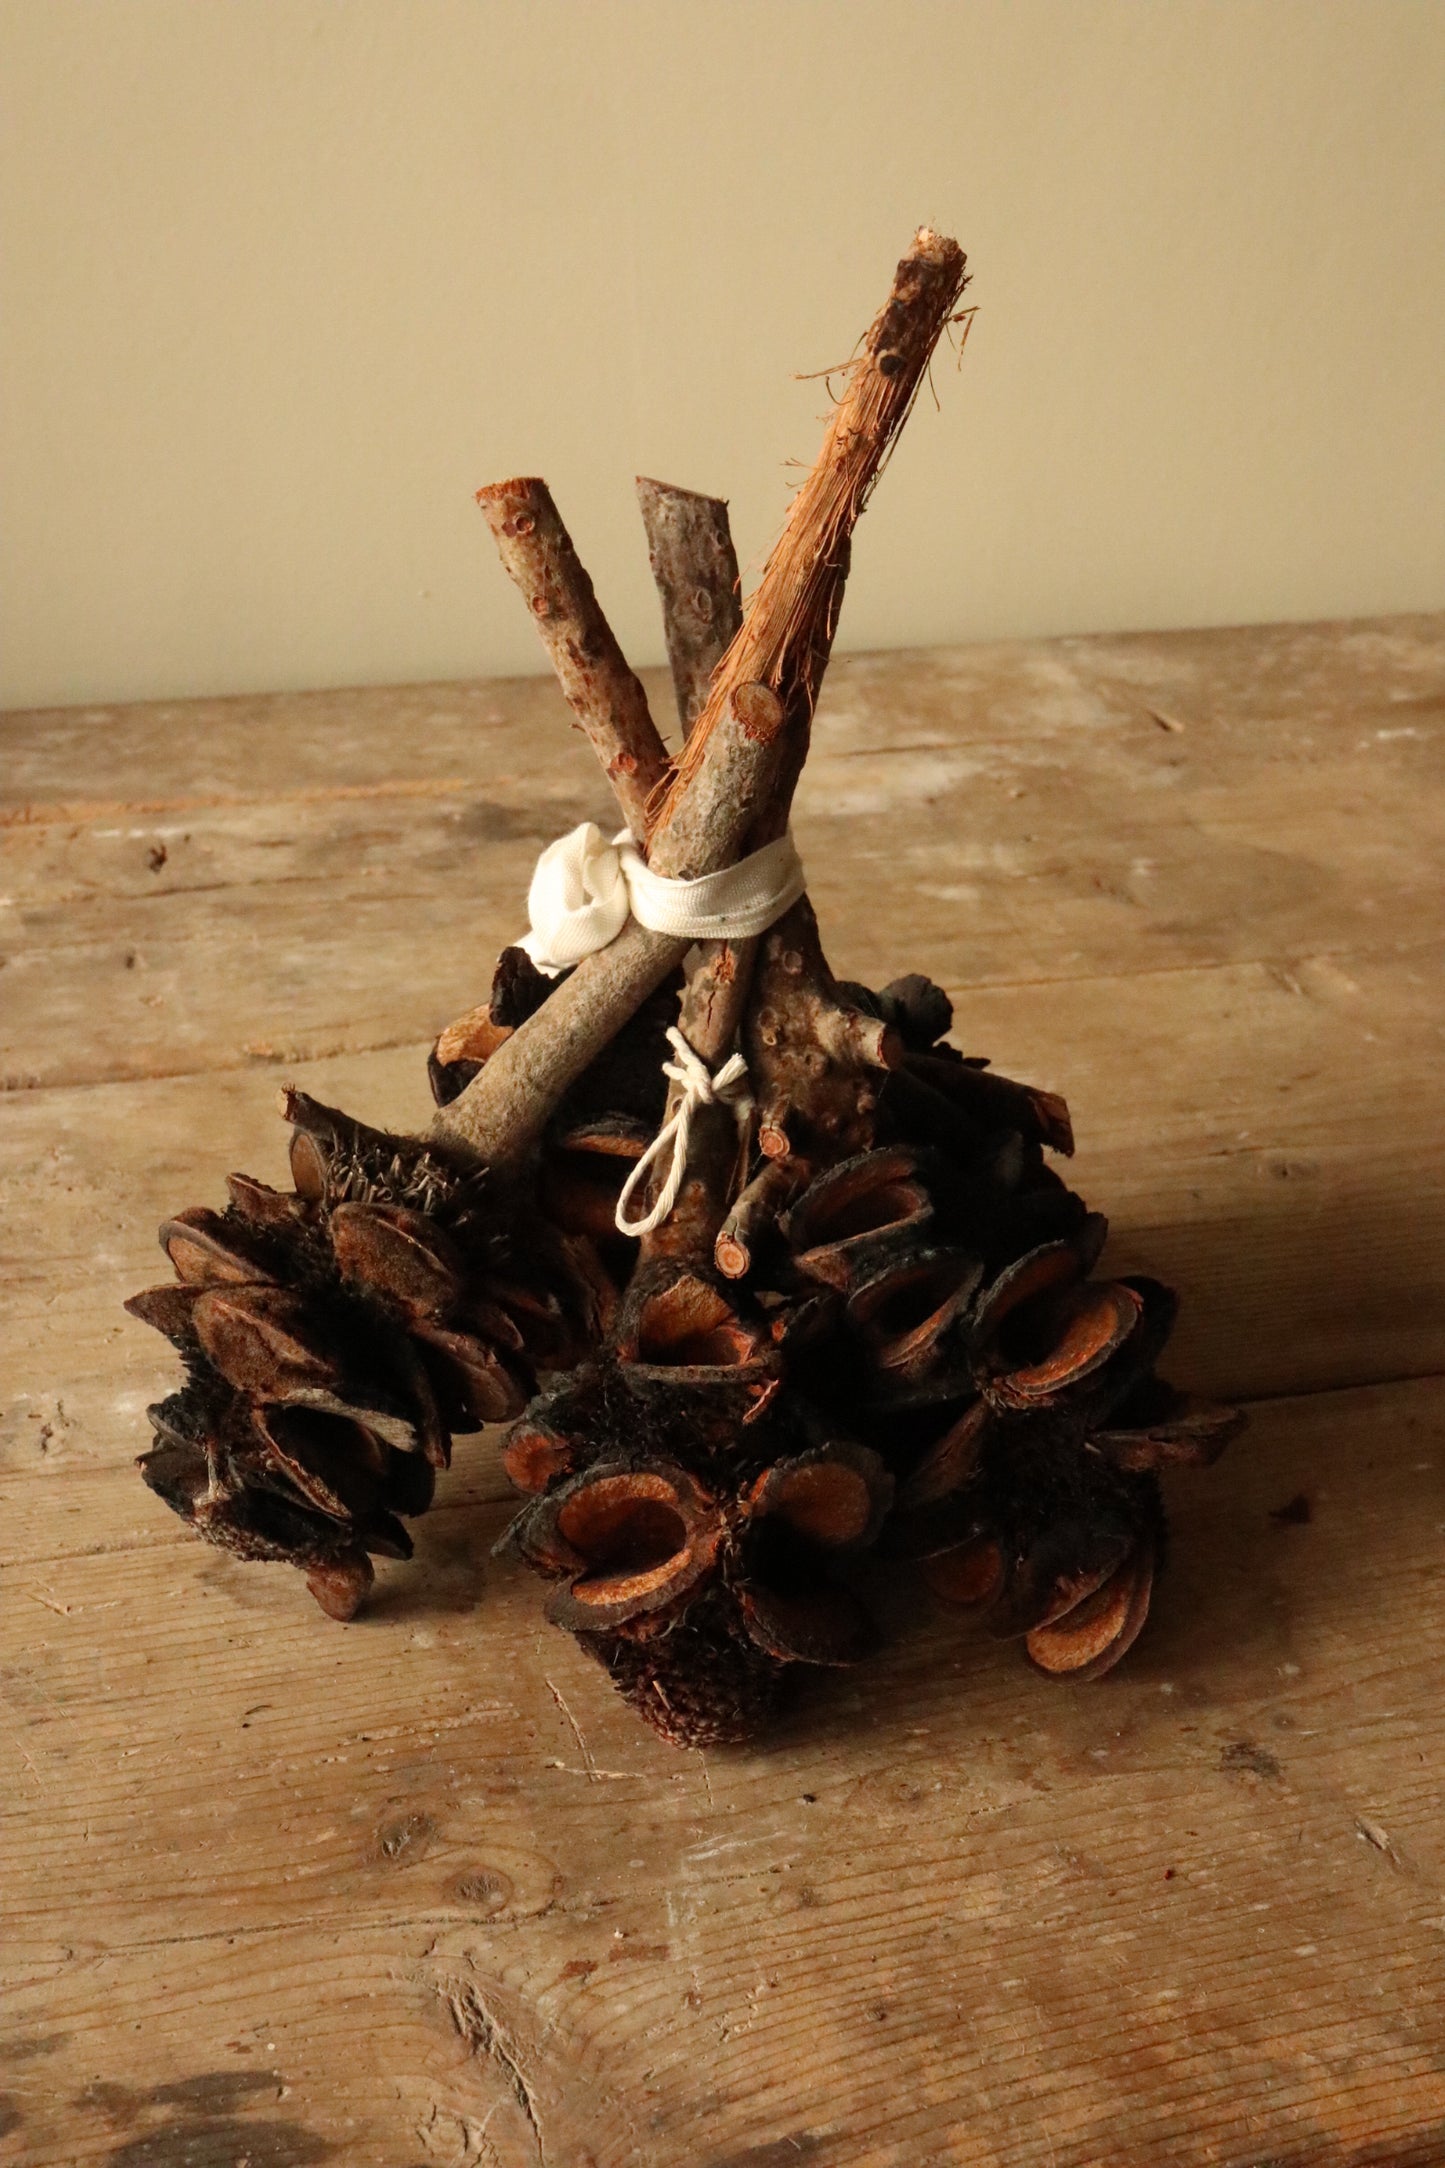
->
[127,1086,583,1615]
[878,1222,1245,1678]
[501,1352,892,1745]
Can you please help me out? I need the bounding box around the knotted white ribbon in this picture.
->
[515,818,807,1238]
[613,1026,752,1238]
[519,822,806,974]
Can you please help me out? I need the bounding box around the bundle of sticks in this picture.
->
[129,231,1242,1745]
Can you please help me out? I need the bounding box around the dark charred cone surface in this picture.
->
[481,938,1242,1745]
[127,1089,584,1615]
[133,947,1241,1726]
[580,1590,791,1750]
[495,1351,890,1742]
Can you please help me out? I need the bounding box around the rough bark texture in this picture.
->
[636,477,743,739]
[747,896,903,1166]
[640,237,966,1262]
[668,229,968,813]
[476,477,671,839]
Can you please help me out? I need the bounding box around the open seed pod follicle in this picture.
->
[128,228,1243,1743]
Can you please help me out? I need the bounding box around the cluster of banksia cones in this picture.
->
[129,230,1242,1745]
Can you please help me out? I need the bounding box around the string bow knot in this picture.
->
[614,1027,752,1239]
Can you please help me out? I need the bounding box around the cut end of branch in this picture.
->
[475,475,545,507]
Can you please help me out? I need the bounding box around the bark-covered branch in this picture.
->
[665,229,968,821]
[636,477,743,740]
[430,684,786,1168]
[477,477,671,839]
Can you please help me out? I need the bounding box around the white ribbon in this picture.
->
[515,819,808,1238]
[519,822,806,974]
[613,1027,752,1238]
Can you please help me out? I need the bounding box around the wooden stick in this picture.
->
[670,230,964,1252]
[747,895,902,1169]
[636,478,743,740]
[665,230,967,818]
[477,478,671,840]
[715,1157,810,1280]
[642,236,966,1258]
[627,484,755,1254]
[431,684,786,1167]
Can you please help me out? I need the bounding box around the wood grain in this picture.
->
[2,613,1443,2166]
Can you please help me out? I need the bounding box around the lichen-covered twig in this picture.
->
[747,897,903,1169]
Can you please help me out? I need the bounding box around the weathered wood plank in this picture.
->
[4,617,1444,2167]
[2,1377,1444,2165]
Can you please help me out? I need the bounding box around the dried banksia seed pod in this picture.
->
[883,1274,1242,1680]
[503,1429,892,1745]
[127,1088,576,1614]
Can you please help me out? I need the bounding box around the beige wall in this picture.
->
[2,0,1442,712]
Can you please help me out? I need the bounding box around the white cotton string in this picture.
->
[518,822,806,974]
[513,819,805,1237]
[613,1028,753,1239]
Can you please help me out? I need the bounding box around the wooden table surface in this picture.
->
[2,613,1443,2168]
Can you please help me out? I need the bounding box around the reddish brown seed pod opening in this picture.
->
[541,1115,651,1239]
[1025,1536,1156,1679]
[632,1273,733,1354]
[785,1146,933,1290]
[847,1248,981,1385]
[747,1443,893,1550]
[251,1404,386,1523]
[987,1525,1134,1639]
[923,1536,1005,1608]
[1091,1394,1245,1471]
[502,1413,577,1495]
[972,1239,1082,1346]
[412,1321,528,1430]
[897,1400,990,1511]
[987,1280,1143,1408]
[542,1465,725,1629]
[619,1267,777,1384]
[1024,1564,1133,1673]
